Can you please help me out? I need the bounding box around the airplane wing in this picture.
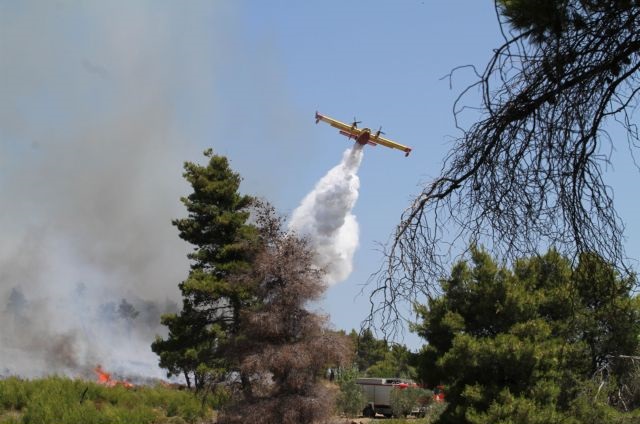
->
[315,111,362,138]
[369,133,412,156]
[315,111,412,156]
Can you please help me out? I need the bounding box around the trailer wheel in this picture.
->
[362,405,375,418]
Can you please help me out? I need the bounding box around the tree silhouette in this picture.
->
[370,0,640,334]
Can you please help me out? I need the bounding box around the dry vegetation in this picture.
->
[217,205,352,424]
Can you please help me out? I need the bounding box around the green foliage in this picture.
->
[366,344,417,380]
[568,380,640,424]
[334,367,366,417]
[465,388,568,424]
[497,0,637,43]
[350,328,388,371]
[498,0,569,38]
[0,378,29,411]
[0,376,213,424]
[349,328,418,379]
[413,248,640,424]
[152,149,258,389]
[422,401,448,424]
[390,386,433,418]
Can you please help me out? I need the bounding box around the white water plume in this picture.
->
[289,145,365,285]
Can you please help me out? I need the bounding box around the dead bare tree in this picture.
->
[369,1,640,335]
[218,203,352,424]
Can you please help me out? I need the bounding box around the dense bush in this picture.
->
[334,368,366,417]
[390,386,433,418]
[0,378,29,412]
[422,401,447,424]
[0,376,215,424]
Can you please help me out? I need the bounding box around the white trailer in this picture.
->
[356,377,418,418]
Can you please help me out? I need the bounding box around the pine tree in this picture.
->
[413,248,640,424]
[152,149,258,389]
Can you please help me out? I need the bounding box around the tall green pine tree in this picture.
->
[152,149,257,389]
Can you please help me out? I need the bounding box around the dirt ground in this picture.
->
[332,419,373,424]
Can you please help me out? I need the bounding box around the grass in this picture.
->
[0,376,223,424]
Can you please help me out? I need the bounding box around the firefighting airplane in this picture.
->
[315,111,412,157]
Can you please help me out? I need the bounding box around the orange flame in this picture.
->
[94,364,133,388]
[94,365,111,384]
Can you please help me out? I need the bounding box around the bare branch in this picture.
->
[369,1,640,336]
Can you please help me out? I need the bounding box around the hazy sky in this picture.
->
[1,1,638,368]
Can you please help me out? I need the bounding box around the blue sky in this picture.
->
[1,0,638,367]
[208,1,506,347]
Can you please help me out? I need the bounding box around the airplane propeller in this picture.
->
[375,126,385,137]
[351,117,361,129]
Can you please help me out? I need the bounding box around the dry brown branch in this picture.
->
[218,204,352,424]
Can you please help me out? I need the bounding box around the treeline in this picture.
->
[152,150,640,423]
[343,248,640,423]
[344,328,417,380]
[412,247,640,424]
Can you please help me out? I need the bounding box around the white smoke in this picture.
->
[0,2,209,380]
[289,145,365,285]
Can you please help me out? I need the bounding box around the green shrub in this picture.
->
[390,386,433,418]
[0,376,215,424]
[199,385,231,410]
[164,417,188,424]
[334,368,366,417]
[422,401,447,424]
[0,377,30,410]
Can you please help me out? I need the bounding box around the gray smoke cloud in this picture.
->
[0,2,220,378]
[289,145,365,285]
